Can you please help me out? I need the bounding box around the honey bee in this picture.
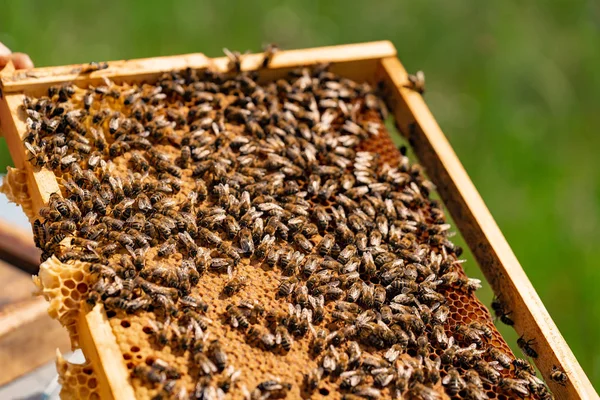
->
[487,347,512,369]
[238,228,254,255]
[49,220,76,234]
[253,379,292,399]
[499,377,530,398]
[550,365,567,386]
[195,178,208,201]
[442,368,466,396]
[455,324,484,346]
[215,243,239,268]
[261,43,279,68]
[247,324,276,350]
[223,215,241,239]
[223,275,248,297]
[404,70,426,95]
[359,282,375,308]
[133,364,165,385]
[464,382,489,400]
[226,304,249,329]
[431,325,449,349]
[178,293,208,312]
[48,193,70,217]
[373,284,386,308]
[199,227,222,247]
[253,234,274,260]
[209,257,235,275]
[154,238,175,258]
[24,142,46,166]
[193,352,218,377]
[474,360,502,384]
[177,231,198,256]
[275,325,293,352]
[204,340,228,372]
[510,359,535,376]
[129,152,150,172]
[517,335,538,358]
[292,232,313,253]
[491,296,514,326]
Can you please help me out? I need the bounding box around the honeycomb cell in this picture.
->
[131,346,140,353]
[64,297,77,309]
[121,320,131,328]
[77,282,88,293]
[79,387,90,398]
[56,351,100,400]
[64,279,76,289]
[123,353,132,360]
[88,378,98,389]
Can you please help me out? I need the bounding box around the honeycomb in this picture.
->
[0,165,35,220]
[33,256,91,347]
[56,350,100,400]
[15,53,551,400]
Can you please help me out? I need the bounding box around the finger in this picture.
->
[0,42,11,56]
[0,54,11,68]
[11,53,34,69]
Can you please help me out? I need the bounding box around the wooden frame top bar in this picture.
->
[0,41,396,94]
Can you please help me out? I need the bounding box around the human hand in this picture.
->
[0,42,34,70]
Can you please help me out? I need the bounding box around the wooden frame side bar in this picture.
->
[377,56,597,400]
[0,93,60,213]
[78,305,136,400]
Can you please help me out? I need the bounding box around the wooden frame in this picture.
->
[0,41,595,399]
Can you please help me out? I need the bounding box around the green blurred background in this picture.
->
[1,0,599,390]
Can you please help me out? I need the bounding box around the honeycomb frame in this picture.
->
[0,41,593,399]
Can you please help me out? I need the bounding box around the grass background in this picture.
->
[1,0,599,390]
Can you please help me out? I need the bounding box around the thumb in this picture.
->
[0,42,11,68]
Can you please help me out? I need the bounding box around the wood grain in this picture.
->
[0,218,40,274]
[377,56,597,400]
[0,260,70,386]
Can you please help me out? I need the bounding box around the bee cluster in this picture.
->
[22,48,555,399]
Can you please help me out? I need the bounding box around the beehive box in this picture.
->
[0,41,595,400]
